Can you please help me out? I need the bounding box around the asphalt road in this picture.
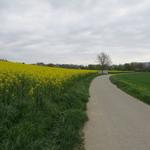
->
[84,75,150,150]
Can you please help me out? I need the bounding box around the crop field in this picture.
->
[108,70,132,74]
[0,61,97,150]
[110,72,150,104]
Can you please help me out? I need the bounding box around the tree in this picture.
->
[97,52,111,74]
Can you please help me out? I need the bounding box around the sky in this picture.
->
[0,0,150,65]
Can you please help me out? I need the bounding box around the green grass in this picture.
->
[110,72,150,104]
[0,73,97,150]
[108,70,132,74]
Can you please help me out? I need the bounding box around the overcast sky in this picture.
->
[0,0,150,64]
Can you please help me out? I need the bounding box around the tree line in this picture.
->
[1,58,150,71]
[111,62,150,71]
[35,62,150,71]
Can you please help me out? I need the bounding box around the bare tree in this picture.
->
[97,52,111,74]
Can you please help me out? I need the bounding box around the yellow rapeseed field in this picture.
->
[0,61,96,150]
[0,61,94,81]
[0,61,95,103]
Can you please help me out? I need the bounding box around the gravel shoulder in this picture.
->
[84,75,150,150]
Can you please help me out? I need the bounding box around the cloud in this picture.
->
[0,0,150,64]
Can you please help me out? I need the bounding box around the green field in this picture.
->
[108,70,132,74]
[110,72,150,104]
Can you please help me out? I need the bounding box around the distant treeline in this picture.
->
[36,63,102,70]
[111,62,150,71]
[35,62,150,71]
[0,59,8,62]
[1,59,150,71]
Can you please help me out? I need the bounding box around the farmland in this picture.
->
[110,72,150,104]
[0,61,97,150]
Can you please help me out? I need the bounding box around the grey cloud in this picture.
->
[0,0,150,64]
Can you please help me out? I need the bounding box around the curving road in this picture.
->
[84,75,150,150]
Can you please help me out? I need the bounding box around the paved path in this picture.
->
[84,75,150,150]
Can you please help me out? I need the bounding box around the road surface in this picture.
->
[84,75,150,150]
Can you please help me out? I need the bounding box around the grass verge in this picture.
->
[110,72,150,104]
[0,73,97,150]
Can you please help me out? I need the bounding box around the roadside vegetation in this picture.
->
[0,61,97,150]
[110,72,150,104]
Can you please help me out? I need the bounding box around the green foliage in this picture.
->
[110,72,150,104]
[0,71,96,150]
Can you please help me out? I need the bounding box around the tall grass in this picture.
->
[0,61,97,150]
